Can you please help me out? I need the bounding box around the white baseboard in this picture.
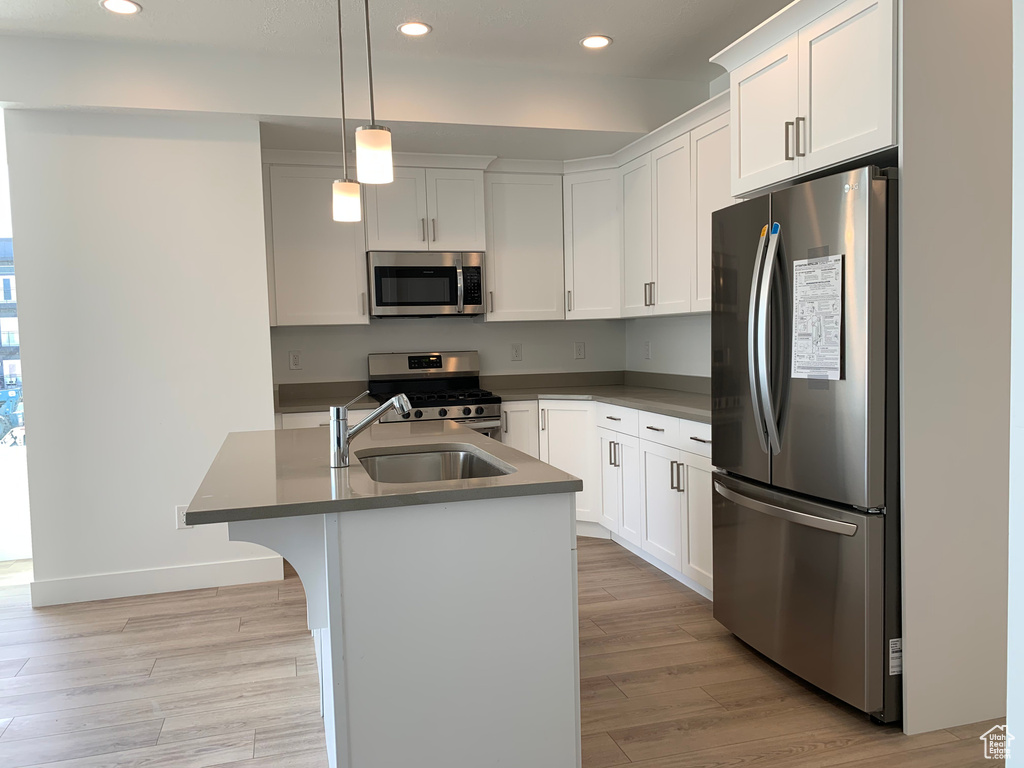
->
[30,556,284,607]
[576,521,611,539]
[611,533,714,601]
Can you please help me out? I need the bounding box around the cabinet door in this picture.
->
[651,134,692,316]
[797,0,895,174]
[680,451,713,590]
[563,171,621,320]
[539,401,598,523]
[597,428,620,533]
[620,155,653,318]
[730,33,800,197]
[484,174,565,322]
[617,434,642,548]
[690,113,732,314]
[425,169,486,252]
[269,165,369,326]
[640,440,683,571]
[501,401,540,458]
[364,167,428,251]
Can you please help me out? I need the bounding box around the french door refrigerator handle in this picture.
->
[714,481,858,536]
[747,225,770,454]
[758,223,783,455]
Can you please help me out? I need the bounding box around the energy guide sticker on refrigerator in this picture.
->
[792,254,843,380]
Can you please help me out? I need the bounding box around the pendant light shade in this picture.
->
[357,0,394,184]
[355,125,394,184]
[332,180,362,222]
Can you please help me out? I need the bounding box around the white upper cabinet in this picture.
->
[715,0,896,197]
[484,173,565,322]
[690,113,732,314]
[797,0,895,173]
[563,170,621,320]
[364,167,485,252]
[268,165,369,326]
[620,155,653,318]
[651,133,693,316]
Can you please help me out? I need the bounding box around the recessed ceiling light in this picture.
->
[100,0,142,14]
[398,22,432,36]
[580,35,612,49]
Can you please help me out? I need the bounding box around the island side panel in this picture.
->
[336,493,580,768]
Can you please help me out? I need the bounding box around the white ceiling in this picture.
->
[260,117,645,160]
[0,0,792,82]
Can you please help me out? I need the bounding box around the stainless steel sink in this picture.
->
[356,444,513,484]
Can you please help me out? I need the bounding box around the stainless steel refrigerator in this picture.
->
[711,166,901,723]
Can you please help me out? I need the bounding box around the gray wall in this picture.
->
[900,0,1011,734]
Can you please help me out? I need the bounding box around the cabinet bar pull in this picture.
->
[567,290,573,312]
[489,291,494,313]
[650,282,656,306]
[689,436,711,444]
[431,218,437,242]
[795,117,806,157]
[541,409,547,431]
[646,425,665,432]
[676,461,685,492]
[360,291,366,316]
[614,442,621,467]
[421,218,427,242]
[670,460,679,490]
[501,410,507,434]
[606,416,621,421]
[785,121,795,161]
[609,441,615,466]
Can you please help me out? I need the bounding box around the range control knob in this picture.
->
[475,406,485,415]
[401,412,411,419]
[462,407,472,417]
[438,408,448,418]
[414,410,424,419]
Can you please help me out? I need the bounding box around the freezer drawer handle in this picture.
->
[714,481,858,537]
[689,436,711,445]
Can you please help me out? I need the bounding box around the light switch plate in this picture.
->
[511,343,523,362]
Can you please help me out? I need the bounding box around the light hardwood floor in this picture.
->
[0,541,1005,767]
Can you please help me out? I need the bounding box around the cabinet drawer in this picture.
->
[596,403,638,435]
[679,419,712,458]
[639,411,679,446]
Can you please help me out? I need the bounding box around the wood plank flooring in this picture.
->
[0,541,1005,766]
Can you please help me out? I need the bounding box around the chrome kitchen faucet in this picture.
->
[330,390,412,468]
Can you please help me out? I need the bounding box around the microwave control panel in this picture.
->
[463,267,483,307]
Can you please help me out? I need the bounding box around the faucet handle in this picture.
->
[341,390,371,411]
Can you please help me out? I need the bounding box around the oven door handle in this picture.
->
[456,258,465,315]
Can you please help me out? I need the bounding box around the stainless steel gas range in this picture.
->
[367,351,501,439]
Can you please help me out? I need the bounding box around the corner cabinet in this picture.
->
[717,0,896,197]
[484,174,565,322]
[364,168,486,252]
[563,170,621,320]
[267,165,369,326]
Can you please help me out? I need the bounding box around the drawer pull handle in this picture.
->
[689,436,711,444]
[605,416,622,422]
[646,426,665,432]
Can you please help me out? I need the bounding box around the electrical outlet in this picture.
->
[574,342,586,360]
[644,341,652,360]
[511,343,523,362]
[288,350,302,371]
[175,505,192,530]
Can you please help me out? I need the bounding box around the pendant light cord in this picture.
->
[363,0,376,125]
[335,0,350,179]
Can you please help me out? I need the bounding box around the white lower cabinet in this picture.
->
[538,400,599,524]
[500,401,540,458]
[598,429,642,547]
[682,451,714,590]
[640,440,685,572]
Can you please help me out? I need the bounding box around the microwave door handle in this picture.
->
[758,223,783,455]
[748,225,770,455]
[456,259,465,315]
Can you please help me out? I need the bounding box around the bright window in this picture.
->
[0,317,17,347]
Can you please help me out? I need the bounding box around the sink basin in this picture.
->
[356,443,514,484]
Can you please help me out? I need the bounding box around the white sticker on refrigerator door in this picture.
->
[792,254,843,380]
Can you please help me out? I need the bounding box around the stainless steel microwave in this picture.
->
[367,252,485,317]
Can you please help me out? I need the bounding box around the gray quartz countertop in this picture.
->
[186,420,583,526]
[278,387,711,424]
[495,386,711,424]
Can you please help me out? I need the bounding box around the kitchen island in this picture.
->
[186,420,584,768]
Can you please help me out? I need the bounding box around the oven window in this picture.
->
[375,267,457,306]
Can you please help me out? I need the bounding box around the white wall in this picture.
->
[625,315,711,377]
[1008,1,1024,758]
[900,0,1011,734]
[0,111,10,238]
[5,110,282,605]
[272,319,627,384]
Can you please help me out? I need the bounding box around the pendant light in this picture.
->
[332,0,361,221]
[355,0,394,184]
